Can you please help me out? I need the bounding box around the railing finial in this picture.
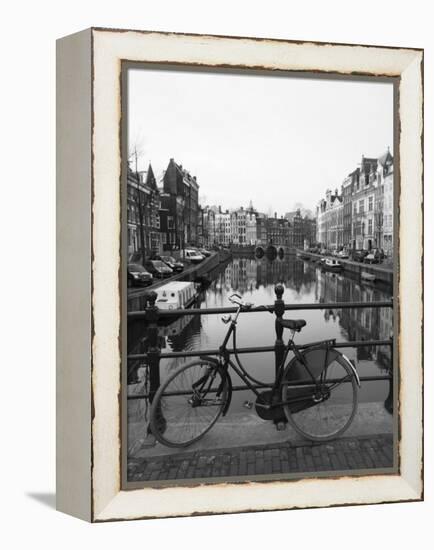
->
[274,283,284,300]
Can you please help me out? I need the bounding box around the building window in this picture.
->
[368,196,373,212]
[368,219,373,235]
[353,203,357,215]
[359,199,364,213]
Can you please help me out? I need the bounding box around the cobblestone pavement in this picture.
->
[128,433,394,482]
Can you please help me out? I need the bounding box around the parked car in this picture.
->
[127,263,153,287]
[338,250,349,259]
[198,248,212,257]
[144,259,173,278]
[351,250,369,263]
[158,255,184,272]
[364,253,379,264]
[182,249,204,263]
[363,249,383,264]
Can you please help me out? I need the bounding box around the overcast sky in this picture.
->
[128,68,393,215]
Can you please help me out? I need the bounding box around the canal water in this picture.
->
[128,254,393,424]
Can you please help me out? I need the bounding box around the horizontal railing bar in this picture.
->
[127,339,393,361]
[127,374,392,400]
[128,300,393,320]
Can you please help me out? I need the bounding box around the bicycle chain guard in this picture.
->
[255,390,286,421]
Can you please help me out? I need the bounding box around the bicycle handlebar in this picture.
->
[228,295,275,314]
[228,293,254,309]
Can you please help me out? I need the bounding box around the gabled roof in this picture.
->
[163,158,198,194]
[144,163,158,191]
[378,149,393,166]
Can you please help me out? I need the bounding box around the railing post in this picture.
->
[144,290,166,439]
[384,337,394,414]
[273,283,287,428]
[274,283,285,378]
[145,290,161,403]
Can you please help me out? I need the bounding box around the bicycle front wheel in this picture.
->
[282,349,358,441]
[150,360,229,448]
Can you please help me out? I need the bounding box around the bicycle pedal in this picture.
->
[243,400,253,409]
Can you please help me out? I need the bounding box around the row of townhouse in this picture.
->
[202,204,259,247]
[127,157,203,261]
[127,155,319,262]
[202,204,316,249]
[316,149,394,257]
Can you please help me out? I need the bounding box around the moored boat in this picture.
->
[322,258,343,271]
[361,271,376,282]
[155,281,199,311]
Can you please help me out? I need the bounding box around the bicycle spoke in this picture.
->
[282,355,358,441]
[151,361,228,447]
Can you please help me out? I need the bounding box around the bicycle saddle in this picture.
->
[277,318,307,332]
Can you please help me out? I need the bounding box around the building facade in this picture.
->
[127,164,161,260]
[316,189,343,250]
[162,158,200,251]
[316,150,394,256]
[342,173,354,250]
[202,206,216,247]
[377,149,394,257]
[351,156,378,250]
[246,209,258,245]
[286,209,317,249]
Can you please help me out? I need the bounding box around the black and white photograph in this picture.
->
[124,65,396,485]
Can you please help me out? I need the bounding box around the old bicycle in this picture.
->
[150,291,360,448]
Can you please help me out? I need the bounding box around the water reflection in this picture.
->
[127,255,393,423]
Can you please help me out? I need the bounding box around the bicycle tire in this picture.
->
[282,349,358,442]
[150,359,229,448]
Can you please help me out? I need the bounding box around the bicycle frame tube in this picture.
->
[218,307,270,399]
[220,305,244,351]
[274,334,337,391]
[219,308,345,404]
[225,357,265,398]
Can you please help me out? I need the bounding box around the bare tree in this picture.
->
[128,141,147,265]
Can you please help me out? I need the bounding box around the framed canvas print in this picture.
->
[56,28,424,522]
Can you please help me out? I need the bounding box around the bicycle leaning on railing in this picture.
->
[150,293,361,448]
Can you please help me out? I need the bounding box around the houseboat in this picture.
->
[155,281,199,311]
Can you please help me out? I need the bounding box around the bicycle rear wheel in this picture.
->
[282,349,358,441]
[150,360,229,448]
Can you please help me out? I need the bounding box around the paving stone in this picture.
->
[127,434,394,482]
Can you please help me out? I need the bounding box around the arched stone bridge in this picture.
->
[255,244,296,257]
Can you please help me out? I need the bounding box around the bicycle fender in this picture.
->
[199,355,220,366]
[340,353,361,387]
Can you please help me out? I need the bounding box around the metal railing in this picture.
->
[127,284,394,412]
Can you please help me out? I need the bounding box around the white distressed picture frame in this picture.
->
[56,28,423,522]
